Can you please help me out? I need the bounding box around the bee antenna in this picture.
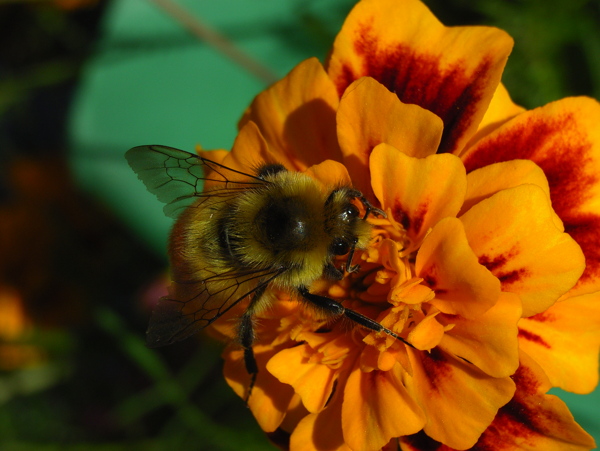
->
[359,196,386,219]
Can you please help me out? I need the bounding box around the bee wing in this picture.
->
[146,267,281,347]
[126,145,265,218]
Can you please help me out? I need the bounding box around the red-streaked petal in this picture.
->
[327,0,513,154]
[463,82,526,153]
[462,97,600,297]
[518,291,600,394]
[240,57,341,171]
[342,363,426,451]
[472,351,597,450]
[415,217,501,319]
[337,77,443,194]
[403,348,515,450]
[437,292,521,378]
[460,185,585,317]
[371,145,467,249]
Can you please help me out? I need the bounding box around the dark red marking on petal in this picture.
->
[420,347,451,392]
[562,213,600,286]
[463,111,600,287]
[479,254,508,272]
[422,274,437,289]
[518,328,551,349]
[526,311,556,323]
[392,202,411,231]
[471,364,546,450]
[335,22,493,154]
[402,431,444,451]
[479,253,529,287]
[412,203,428,236]
[497,268,529,285]
[421,268,448,295]
[510,361,543,395]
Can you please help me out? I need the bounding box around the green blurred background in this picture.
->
[1,0,598,449]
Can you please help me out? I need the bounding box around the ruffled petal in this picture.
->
[267,343,338,413]
[415,217,501,318]
[327,0,514,154]
[472,352,596,450]
[337,77,443,194]
[342,362,426,451]
[403,348,516,449]
[223,344,295,433]
[240,57,341,170]
[518,291,600,394]
[460,185,585,317]
[437,292,521,378]
[462,97,600,297]
[371,145,467,249]
[461,160,555,223]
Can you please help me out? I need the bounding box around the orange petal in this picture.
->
[461,160,558,226]
[437,292,521,378]
[518,291,600,394]
[337,77,443,194]
[327,0,513,154]
[290,377,352,451]
[371,144,467,249]
[462,97,600,298]
[342,363,426,451]
[403,348,516,449]
[460,185,585,317]
[240,57,341,171]
[267,343,338,413]
[473,351,596,450]
[303,159,352,191]
[222,121,283,173]
[415,217,501,319]
[223,344,294,433]
[408,310,445,351]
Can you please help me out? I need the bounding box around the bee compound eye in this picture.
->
[330,238,350,256]
[340,203,360,223]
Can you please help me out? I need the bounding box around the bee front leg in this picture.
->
[297,286,414,348]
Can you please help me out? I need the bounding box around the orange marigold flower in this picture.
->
[193,0,600,449]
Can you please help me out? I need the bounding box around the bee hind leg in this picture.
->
[237,281,270,404]
[238,310,258,404]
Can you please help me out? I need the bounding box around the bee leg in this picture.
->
[238,310,258,404]
[238,281,269,404]
[298,286,414,349]
[344,237,360,274]
[358,196,386,219]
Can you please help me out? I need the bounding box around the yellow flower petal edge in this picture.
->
[460,184,585,317]
[327,0,514,154]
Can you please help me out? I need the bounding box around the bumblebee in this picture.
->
[126,145,411,395]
